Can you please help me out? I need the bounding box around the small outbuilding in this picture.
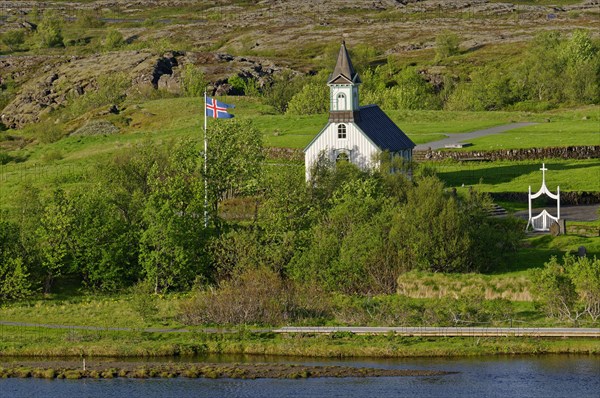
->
[304,41,415,180]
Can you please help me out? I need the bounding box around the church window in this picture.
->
[337,124,347,139]
[336,152,349,163]
[337,93,346,110]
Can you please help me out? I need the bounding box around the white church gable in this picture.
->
[304,41,415,181]
[305,122,379,180]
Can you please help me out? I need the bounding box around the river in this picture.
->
[0,354,598,398]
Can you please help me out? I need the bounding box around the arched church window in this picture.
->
[337,124,347,139]
[337,93,346,110]
[336,152,349,163]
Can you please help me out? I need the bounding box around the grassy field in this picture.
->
[0,324,598,358]
[431,159,600,193]
[1,97,597,213]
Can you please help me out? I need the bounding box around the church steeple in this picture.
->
[328,41,361,123]
[328,41,361,85]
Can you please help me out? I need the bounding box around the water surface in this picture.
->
[0,354,598,398]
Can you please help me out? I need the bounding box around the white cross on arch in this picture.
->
[540,163,548,184]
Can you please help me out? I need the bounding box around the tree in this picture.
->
[0,219,31,299]
[69,187,139,291]
[35,10,64,48]
[37,189,73,293]
[1,30,25,51]
[286,83,328,115]
[569,254,600,321]
[531,255,582,322]
[262,70,304,114]
[204,119,263,225]
[139,141,208,293]
[181,64,207,97]
[446,66,515,111]
[386,68,440,110]
[435,30,460,61]
[563,30,600,104]
[391,176,472,273]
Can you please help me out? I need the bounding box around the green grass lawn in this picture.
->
[432,159,600,192]
[1,97,598,212]
[465,120,600,150]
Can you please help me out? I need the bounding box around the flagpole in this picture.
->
[203,90,208,228]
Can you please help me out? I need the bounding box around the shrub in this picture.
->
[532,254,600,323]
[435,30,460,61]
[286,83,328,115]
[262,71,304,114]
[181,64,207,98]
[71,120,119,136]
[35,10,64,48]
[179,267,331,325]
[130,279,159,322]
[2,29,25,51]
[104,29,124,50]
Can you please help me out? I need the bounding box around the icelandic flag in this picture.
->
[206,97,234,119]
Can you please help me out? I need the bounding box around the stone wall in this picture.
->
[265,147,303,161]
[416,146,600,162]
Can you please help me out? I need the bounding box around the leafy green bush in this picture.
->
[0,220,32,299]
[435,30,460,61]
[65,73,130,118]
[286,83,328,115]
[531,254,600,323]
[1,29,25,51]
[35,10,64,48]
[130,280,159,321]
[262,71,304,114]
[103,29,124,50]
[181,64,207,97]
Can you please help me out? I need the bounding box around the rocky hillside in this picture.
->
[0,51,285,128]
[0,0,598,129]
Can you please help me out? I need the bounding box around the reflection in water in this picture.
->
[0,355,598,398]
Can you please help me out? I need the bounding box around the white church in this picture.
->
[304,41,415,180]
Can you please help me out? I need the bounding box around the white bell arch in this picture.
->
[526,163,560,232]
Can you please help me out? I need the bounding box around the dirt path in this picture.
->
[414,122,537,151]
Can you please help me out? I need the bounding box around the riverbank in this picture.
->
[1,324,598,358]
[0,360,453,380]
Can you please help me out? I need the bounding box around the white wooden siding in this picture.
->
[305,122,379,180]
[329,86,354,111]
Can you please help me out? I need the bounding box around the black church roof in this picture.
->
[356,105,415,151]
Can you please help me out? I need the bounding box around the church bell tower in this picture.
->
[328,41,361,123]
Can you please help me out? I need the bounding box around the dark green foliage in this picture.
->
[262,71,305,114]
[531,254,600,322]
[140,141,208,293]
[448,29,599,110]
[35,10,64,48]
[287,162,522,295]
[0,219,31,299]
[361,66,441,110]
[2,30,26,51]
[435,30,461,61]
[181,65,207,98]
[69,187,138,291]
[36,189,74,293]
[103,29,124,50]
[286,82,328,115]
[205,119,264,224]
